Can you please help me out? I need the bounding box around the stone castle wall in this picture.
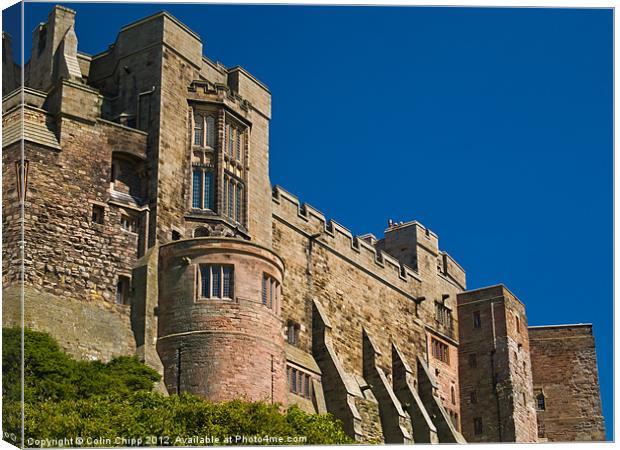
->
[271,186,464,439]
[2,4,607,444]
[157,238,286,403]
[529,325,605,442]
[457,285,537,443]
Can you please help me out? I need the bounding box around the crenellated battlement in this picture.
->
[272,185,466,291]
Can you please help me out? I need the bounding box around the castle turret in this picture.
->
[157,238,286,403]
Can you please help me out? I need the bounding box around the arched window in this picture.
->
[536,393,546,411]
[193,114,204,146]
[515,315,521,333]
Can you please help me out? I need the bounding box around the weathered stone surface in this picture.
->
[457,286,538,443]
[529,325,605,442]
[2,4,606,445]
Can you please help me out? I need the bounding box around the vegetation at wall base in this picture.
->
[2,328,352,446]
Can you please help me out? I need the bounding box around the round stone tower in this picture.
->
[157,237,286,404]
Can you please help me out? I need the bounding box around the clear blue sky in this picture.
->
[5,2,613,440]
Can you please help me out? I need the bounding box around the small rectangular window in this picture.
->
[430,338,449,364]
[120,215,137,233]
[262,273,280,310]
[473,311,481,329]
[287,321,300,345]
[474,417,483,435]
[116,275,131,305]
[92,204,104,224]
[199,265,234,300]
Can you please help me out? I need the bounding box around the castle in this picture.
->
[2,5,606,443]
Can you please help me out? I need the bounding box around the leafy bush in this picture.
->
[2,328,353,446]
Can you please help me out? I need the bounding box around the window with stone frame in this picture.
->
[192,167,215,211]
[286,320,300,346]
[225,120,245,164]
[197,264,234,300]
[120,214,138,233]
[223,174,244,225]
[262,273,280,310]
[435,301,453,332]
[535,389,546,411]
[92,204,105,224]
[116,275,131,305]
[287,365,312,399]
[430,337,449,364]
[515,314,521,333]
[193,112,216,149]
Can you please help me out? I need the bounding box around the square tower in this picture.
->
[457,285,538,443]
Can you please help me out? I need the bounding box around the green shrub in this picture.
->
[2,328,353,446]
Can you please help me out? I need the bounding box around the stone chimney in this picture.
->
[27,5,82,91]
[2,32,20,96]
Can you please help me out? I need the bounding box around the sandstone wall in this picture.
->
[2,100,147,361]
[457,285,537,443]
[272,186,465,438]
[529,324,605,441]
[156,238,286,403]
